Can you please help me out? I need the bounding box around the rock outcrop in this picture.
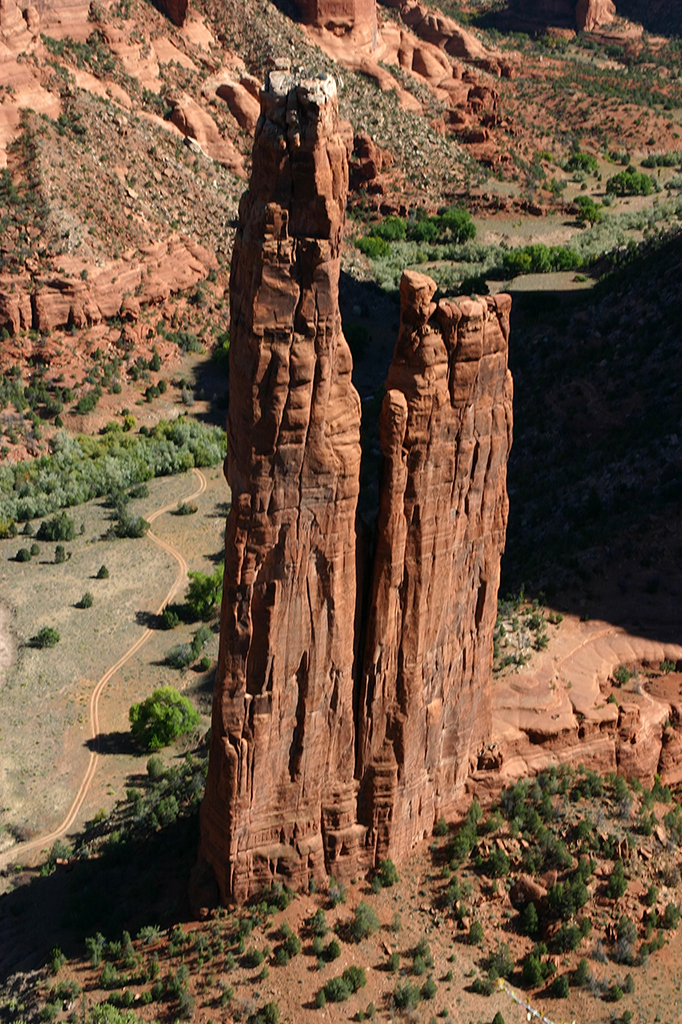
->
[157,0,189,27]
[357,273,513,864]
[198,70,365,904]
[510,0,615,31]
[295,0,378,49]
[198,71,513,904]
[0,239,216,335]
[576,0,616,30]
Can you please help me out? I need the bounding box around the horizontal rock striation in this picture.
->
[198,70,365,904]
[357,272,513,864]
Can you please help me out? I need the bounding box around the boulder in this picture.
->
[510,874,548,908]
[169,93,245,175]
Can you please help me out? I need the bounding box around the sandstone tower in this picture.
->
[198,71,365,904]
[198,70,513,904]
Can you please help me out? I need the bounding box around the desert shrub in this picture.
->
[309,908,327,937]
[165,644,194,670]
[574,957,589,985]
[31,626,60,648]
[342,966,366,992]
[37,512,76,541]
[244,946,265,968]
[15,547,31,561]
[484,846,510,877]
[500,243,583,278]
[552,974,570,998]
[387,951,400,972]
[376,857,399,887]
[86,933,106,966]
[328,877,347,906]
[662,902,680,929]
[314,989,326,1009]
[77,591,94,609]
[488,943,514,980]
[607,861,628,899]
[575,195,602,225]
[566,151,599,174]
[350,901,380,941]
[129,687,199,750]
[48,946,66,974]
[412,955,426,976]
[30,542,40,556]
[520,902,539,936]
[324,939,341,961]
[161,607,180,629]
[323,976,351,1002]
[469,920,484,945]
[370,215,407,241]
[492,1014,505,1024]
[113,513,149,539]
[421,977,437,1000]
[54,544,66,563]
[393,982,421,1010]
[96,564,109,579]
[175,502,197,516]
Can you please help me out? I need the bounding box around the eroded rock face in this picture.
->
[296,0,378,48]
[198,70,365,904]
[510,0,616,30]
[357,272,513,863]
[157,0,188,27]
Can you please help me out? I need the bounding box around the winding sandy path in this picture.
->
[0,468,207,870]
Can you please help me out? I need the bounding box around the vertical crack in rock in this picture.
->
[357,270,513,866]
[197,69,365,904]
[196,73,514,907]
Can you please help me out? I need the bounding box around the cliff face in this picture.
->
[357,272,513,863]
[509,0,615,31]
[295,0,378,49]
[198,72,513,904]
[198,71,365,904]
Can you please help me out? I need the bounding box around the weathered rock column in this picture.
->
[198,70,365,904]
[357,271,513,864]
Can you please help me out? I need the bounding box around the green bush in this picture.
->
[607,861,628,900]
[469,920,484,945]
[393,982,420,1010]
[387,951,400,972]
[552,974,570,998]
[129,687,199,750]
[55,544,66,563]
[520,902,539,936]
[31,626,60,648]
[15,547,31,562]
[377,857,399,887]
[324,939,341,961]
[350,900,380,941]
[323,976,351,1002]
[433,815,449,837]
[357,236,390,259]
[96,564,109,579]
[77,591,94,609]
[606,166,654,196]
[573,957,589,986]
[566,151,598,174]
[662,902,680,929]
[370,215,407,241]
[342,966,366,992]
[421,977,437,1000]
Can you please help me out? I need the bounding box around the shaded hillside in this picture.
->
[501,229,682,626]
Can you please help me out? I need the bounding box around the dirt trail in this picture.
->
[0,468,207,870]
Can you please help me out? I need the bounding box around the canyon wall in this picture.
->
[357,273,513,864]
[198,70,513,903]
[509,0,615,31]
[198,70,366,904]
[295,0,378,49]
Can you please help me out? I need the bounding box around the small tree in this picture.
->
[77,592,94,609]
[96,564,109,579]
[607,860,628,900]
[129,687,199,750]
[55,545,66,564]
[185,564,224,619]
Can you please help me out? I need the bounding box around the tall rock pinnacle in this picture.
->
[197,71,513,906]
[357,272,513,863]
[198,70,365,904]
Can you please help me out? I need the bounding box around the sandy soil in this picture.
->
[0,604,15,691]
